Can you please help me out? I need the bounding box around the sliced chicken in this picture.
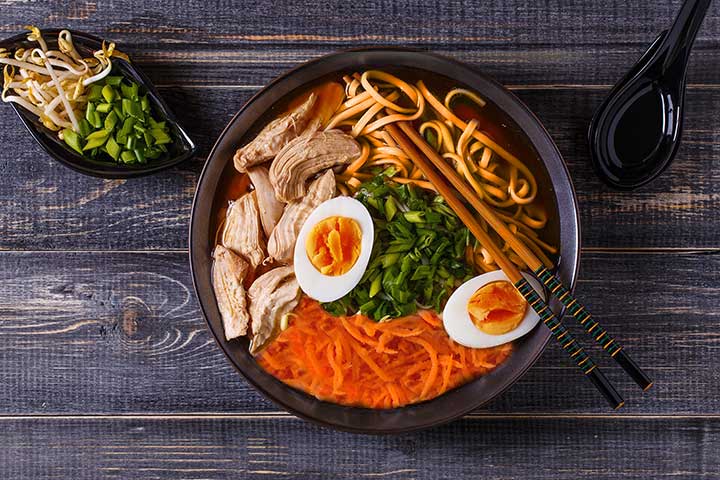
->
[267,169,336,263]
[248,266,301,354]
[222,191,266,269]
[269,129,360,202]
[247,166,285,237]
[233,93,317,173]
[212,246,251,340]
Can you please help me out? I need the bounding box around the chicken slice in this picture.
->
[267,169,336,264]
[233,93,317,173]
[222,191,266,269]
[248,266,301,354]
[212,245,251,340]
[269,129,359,202]
[247,166,285,237]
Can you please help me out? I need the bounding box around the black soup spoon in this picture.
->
[588,0,712,190]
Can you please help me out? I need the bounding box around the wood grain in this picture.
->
[0,1,718,477]
[1,2,719,89]
[1,415,718,479]
[0,86,717,250]
[110,44,720,88]
[0,0,717,47]
[1,250,717,415]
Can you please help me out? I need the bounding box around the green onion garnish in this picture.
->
[61,77,173,164]
[321,175,475,321]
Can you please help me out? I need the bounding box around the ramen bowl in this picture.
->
[190,48,580,433]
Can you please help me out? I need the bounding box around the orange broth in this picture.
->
[257,296,513,409]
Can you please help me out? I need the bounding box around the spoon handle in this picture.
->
[658,0,712,74]
[534,266,654,391]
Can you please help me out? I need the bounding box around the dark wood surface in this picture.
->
[0,1,718,478]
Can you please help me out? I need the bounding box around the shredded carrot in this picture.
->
[257,297,513,408]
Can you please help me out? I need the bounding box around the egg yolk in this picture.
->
[306,216,362,276]
[467,280,528,335]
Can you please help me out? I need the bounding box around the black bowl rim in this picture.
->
[0,28,198,178]
[189,47,581,434]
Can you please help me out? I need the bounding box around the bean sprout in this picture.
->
[0,26,128,134]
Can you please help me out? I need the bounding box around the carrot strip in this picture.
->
[440,355,453,393]
[349,338,392,382]
[409,337,439,398]
[342,318,379,346]
[261,351,283,371]
[257,296,513,409]
[327,344,343,393]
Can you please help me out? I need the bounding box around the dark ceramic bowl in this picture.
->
[0,29,197,178]
[190,49,580,433]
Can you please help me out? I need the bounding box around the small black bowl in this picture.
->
[190,48,580,433]
[0,29,197,178]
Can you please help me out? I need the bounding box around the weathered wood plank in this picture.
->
[0,416,717,479]
[0,251,717,415]
[0,0,717,47]
[115,44,720,88]
[0,87,717,250]
[3,2,719,87]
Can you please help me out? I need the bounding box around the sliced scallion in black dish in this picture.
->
[62,76,172,165]
[0,28,196,178]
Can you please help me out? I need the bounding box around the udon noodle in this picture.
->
[327,71,556,271]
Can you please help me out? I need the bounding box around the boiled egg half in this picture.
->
[294,196,374,302]
[443,270,545,348]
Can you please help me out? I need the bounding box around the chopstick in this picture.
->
[394,121,653,392]
[385,123,624,409]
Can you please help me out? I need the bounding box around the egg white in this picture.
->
[293,196,374,303]
[442,270,546,348]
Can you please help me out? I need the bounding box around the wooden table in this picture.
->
[1,1,718,478]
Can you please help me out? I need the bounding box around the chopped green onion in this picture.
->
[87,84,103,102]
[385,197,398,221]
[104,76,123,86]
[120,150,135,163]
[403,211,424,223]
[85,102,95,123]
[113,105,125,121]
[82,130,109,150]
[77,119,92,138]
[150,127,172,144]
[121,82,138,100]
[95,103,112,114]
[119,117,135,136]
[133,148,146,163]
[105,136,121,160]
[62,76,173,165]
[369,275,382,298]
[85,129,110,141]
[381,253,401,268]
[103,111,118,131]
[322,176,476,321]
[101,85,115,103]
[62,129,83,154]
